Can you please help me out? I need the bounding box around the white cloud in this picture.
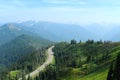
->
[43,0,87,5]
[77,1,87,5]
[43,0,68,4]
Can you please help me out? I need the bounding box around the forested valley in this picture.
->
[1,47,47,80]
[0,34,53,80]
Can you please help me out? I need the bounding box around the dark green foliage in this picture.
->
[34,64,58,80]
[22,71,26,80]
[0,46,48,79]
[96,40,103,44]
[12,47,47,72]
[27,75,31,80]
[43,65,57,80]
[0,35,35,72]
[53,40,114,69]
[86,40,94,44]
[107,63,114,80]
[107,54,120,80]
[113,54,120,80]
[71,39,77,44]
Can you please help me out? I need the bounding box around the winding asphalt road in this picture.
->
[19,45,54,80]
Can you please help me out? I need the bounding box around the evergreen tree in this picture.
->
[71,39,77,44]
[27,75,31,80]
[107,63,113,80]
[22,71,26,80]
[113,54,120,80]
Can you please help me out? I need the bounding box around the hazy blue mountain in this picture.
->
[83,24,113,40]
[20,21,98,42]
[83,24,107,37]
[1,21,120,42]
[0,23,27,46]
[106,26,120,41]
[0,34,53,71]
[0,23,50,46]
[83,23,120,41]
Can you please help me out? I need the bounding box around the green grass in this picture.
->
[51,56,55,65]
[78,69,108,80]
[10,70,21,78]
[61,67,108,80]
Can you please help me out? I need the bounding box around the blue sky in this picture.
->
[0,0,120,25]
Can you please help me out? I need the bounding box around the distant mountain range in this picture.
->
[20,21,99,42]
[0,21,92,46]
[0,21,120,46]
[83,24,120,41]
[18,21,120,42]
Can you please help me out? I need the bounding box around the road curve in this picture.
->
[19,45,54,80]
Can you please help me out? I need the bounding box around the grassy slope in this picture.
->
[61,67,108,80]
[55,42,120,80]
[10,70,21,78]
[77,43,120,80]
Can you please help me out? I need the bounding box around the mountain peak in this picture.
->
[1,23,22,31]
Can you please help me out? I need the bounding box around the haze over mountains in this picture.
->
[20,21,98,41]
[83,24,120,41]
[0,21,120,44]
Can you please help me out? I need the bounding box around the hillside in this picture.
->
[0,34,53,73]
[0,23,26,46]
[33,40,120,80]
[0,23,51,46]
